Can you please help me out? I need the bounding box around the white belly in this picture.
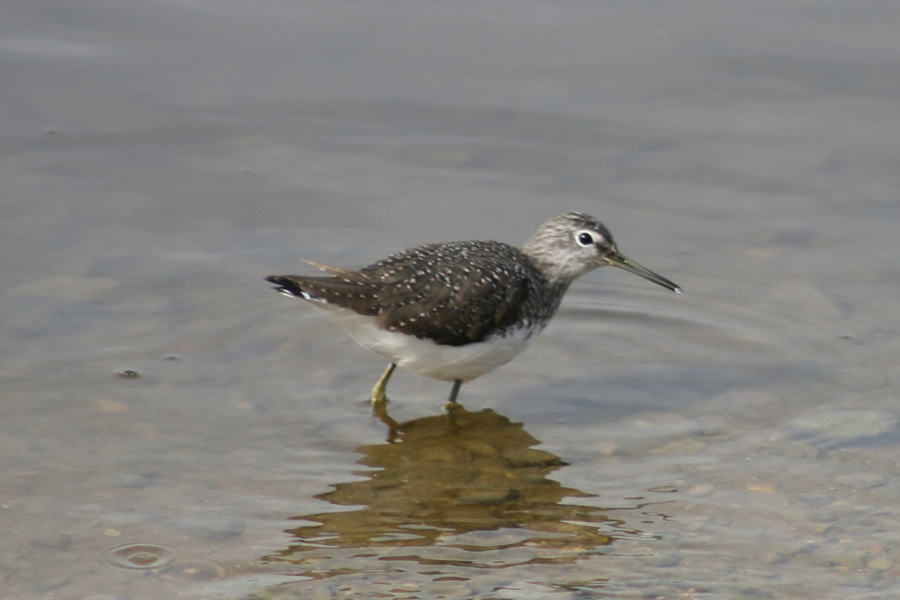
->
[309,303,541,382]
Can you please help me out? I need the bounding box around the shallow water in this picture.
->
[3,1,900,599]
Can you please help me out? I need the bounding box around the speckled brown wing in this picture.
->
[265,267,384,316]
[267,240,544,347]
[360,241,540,346]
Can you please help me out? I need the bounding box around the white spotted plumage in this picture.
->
[266,212,680,406]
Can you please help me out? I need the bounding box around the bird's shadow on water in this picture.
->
[261,404,676,584]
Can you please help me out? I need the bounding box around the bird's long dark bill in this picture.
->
[608,253,682,294]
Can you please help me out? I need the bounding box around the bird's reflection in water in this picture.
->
[264,405,668,582]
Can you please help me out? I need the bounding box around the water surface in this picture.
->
[2,1,900,599]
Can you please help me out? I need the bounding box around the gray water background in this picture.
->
[2,1,900,598]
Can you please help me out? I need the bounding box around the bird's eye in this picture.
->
[575,231,595,247]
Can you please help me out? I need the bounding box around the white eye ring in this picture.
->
[574,230,596,247]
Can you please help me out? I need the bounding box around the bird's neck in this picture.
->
[539,279,570,321]
[521,243,581,288]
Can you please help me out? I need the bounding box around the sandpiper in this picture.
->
[266,212,680,409]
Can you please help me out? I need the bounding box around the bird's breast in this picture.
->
[309,301,544,381]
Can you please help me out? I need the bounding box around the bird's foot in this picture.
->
[444,400,464,431]
[371,395,402,442]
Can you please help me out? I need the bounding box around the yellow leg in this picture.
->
[372,394,401,442]
[371,363,396,408]
[443,379,464,430]
[371,363,401,442]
